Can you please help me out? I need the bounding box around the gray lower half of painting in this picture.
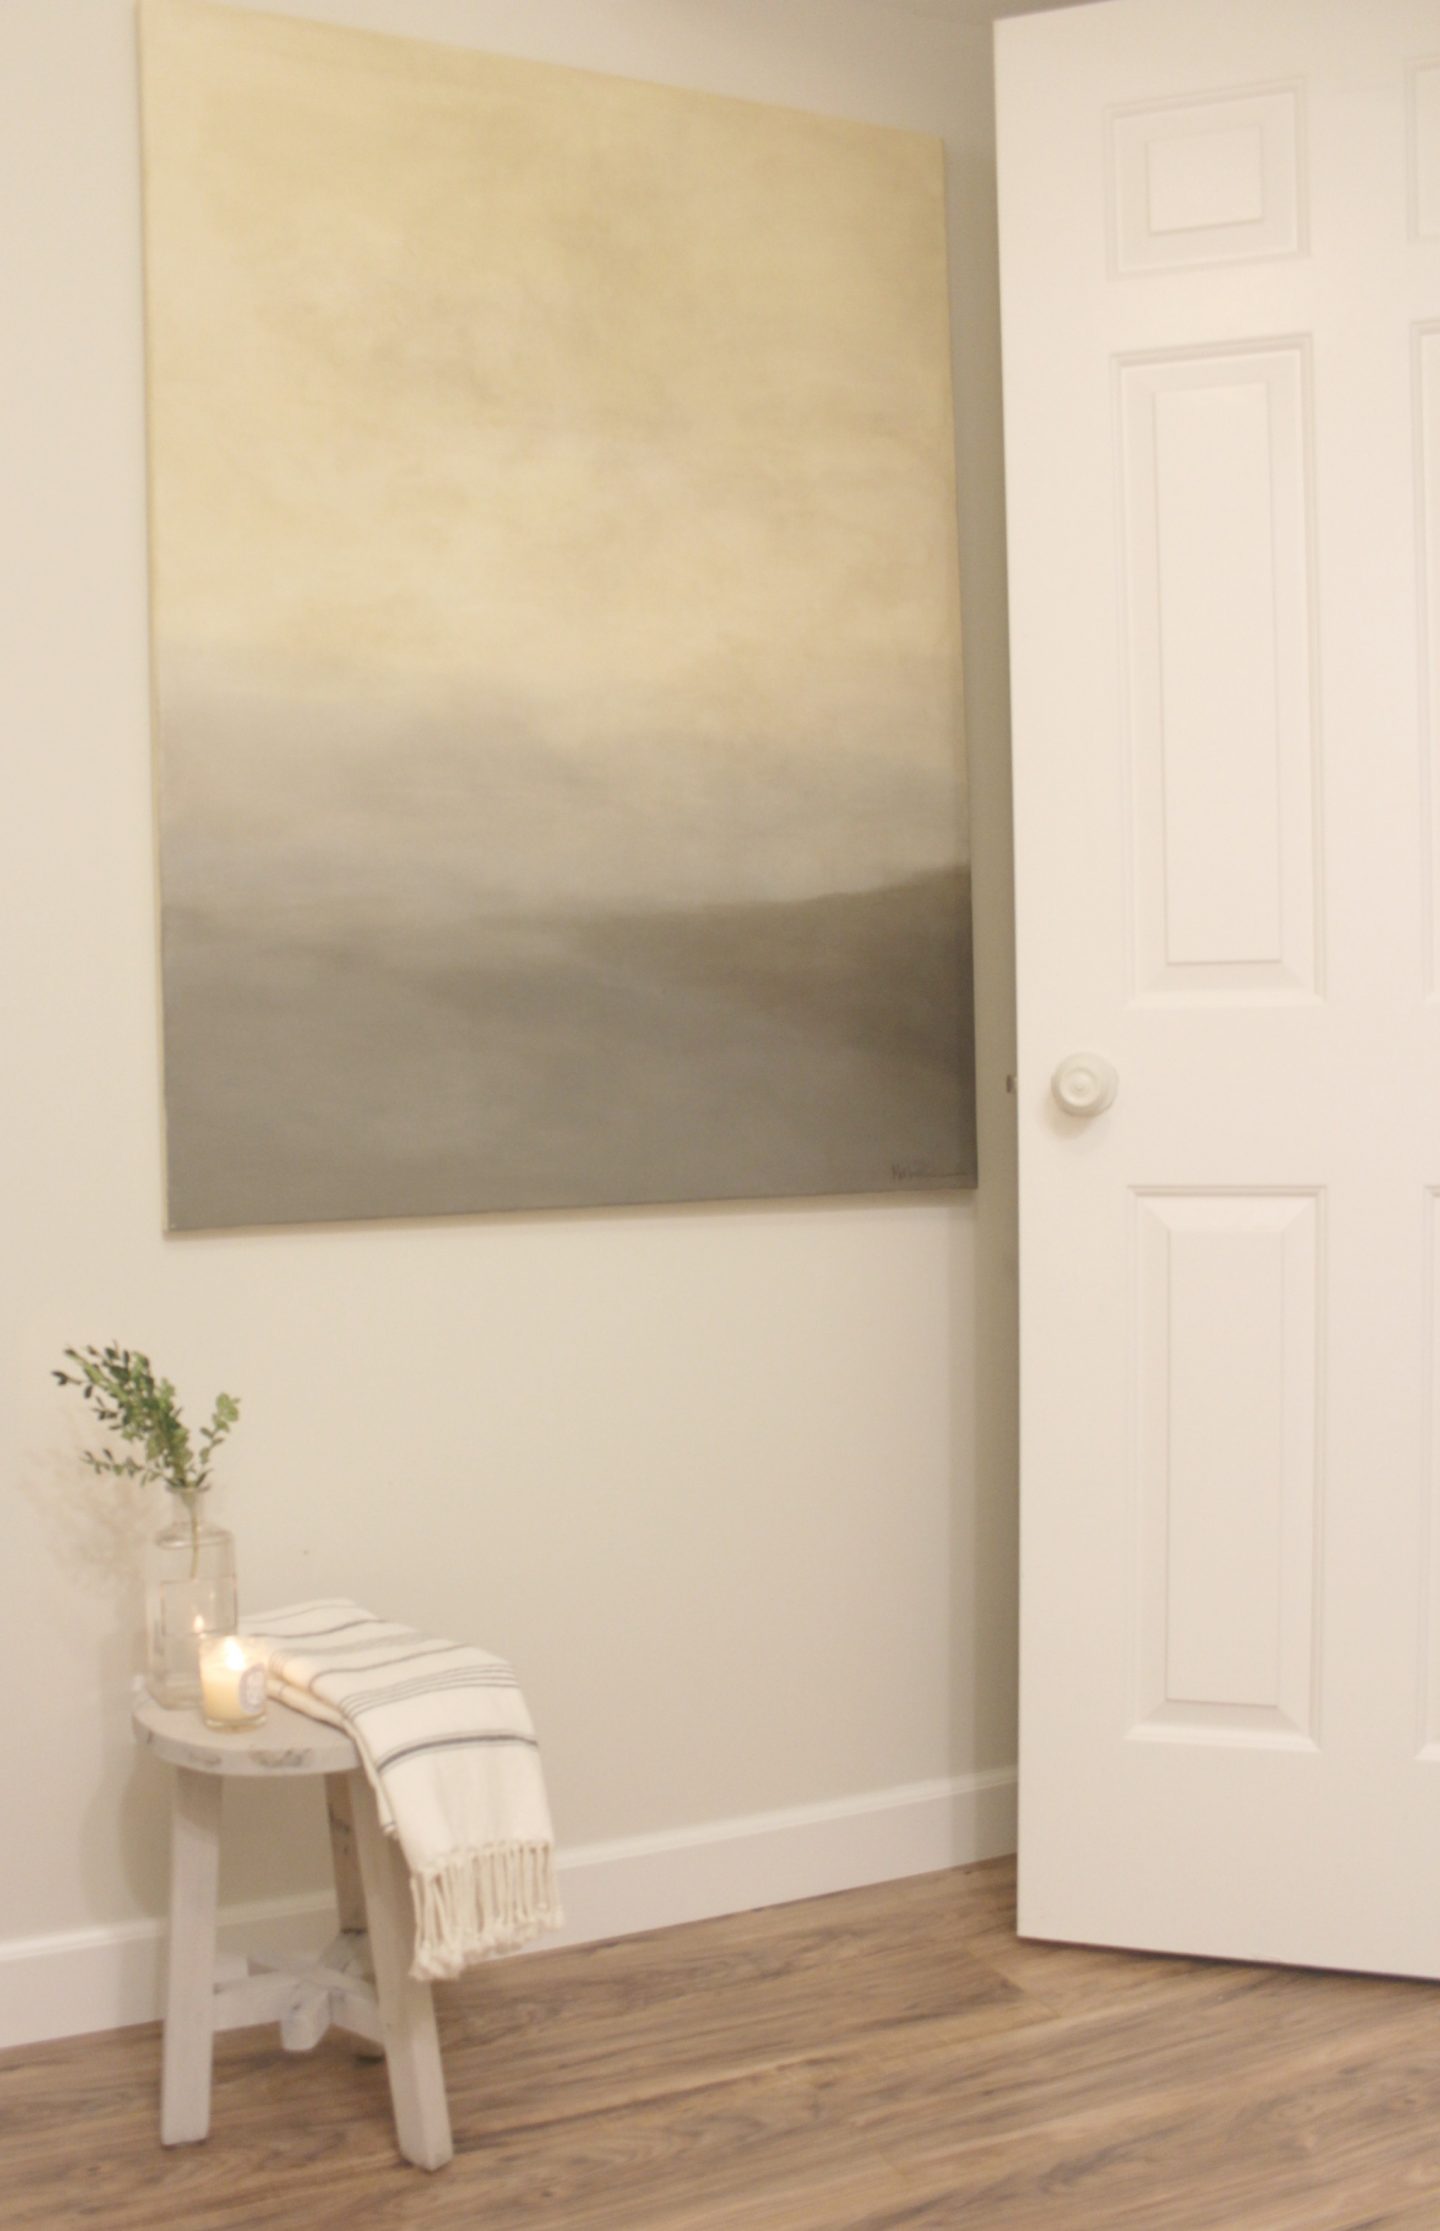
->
[158,670,975,1227]
[142,1,976,1230]
[162,857,973,1229]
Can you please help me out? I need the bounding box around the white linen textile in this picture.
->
[248,1599,561,1981]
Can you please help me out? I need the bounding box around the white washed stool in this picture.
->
[132,1693,453,2170]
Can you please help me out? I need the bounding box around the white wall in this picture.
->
[0,0,1023,2041]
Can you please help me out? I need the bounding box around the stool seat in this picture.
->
[134,1692,359,1776]
[133,1689,452,2171]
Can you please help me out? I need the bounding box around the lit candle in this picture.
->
[198,1636,268,1730]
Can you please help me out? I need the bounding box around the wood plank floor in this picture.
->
[5,1859,1440,2228]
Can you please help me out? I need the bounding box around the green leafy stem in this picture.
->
[53,1344,240,1578]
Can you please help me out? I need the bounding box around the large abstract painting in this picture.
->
[139,0,974,1229]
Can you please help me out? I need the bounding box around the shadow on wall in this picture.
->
[19,1437,153,1612]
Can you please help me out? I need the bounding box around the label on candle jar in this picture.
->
[238,1662,266,1716]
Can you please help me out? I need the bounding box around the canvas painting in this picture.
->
[138,0,974,1229]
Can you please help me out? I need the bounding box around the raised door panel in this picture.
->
[1110,86,1305,273]
[1133,1191,1321,1746]
[1119,345,1320,1001]
[1409,62,1440,239]
[1418,327,1440,994]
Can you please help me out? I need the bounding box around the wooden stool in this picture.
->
[132,1693,453,2171]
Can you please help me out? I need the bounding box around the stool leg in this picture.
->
[161,1767,222,2145]
[348,1771,453,2171]
[325,1773,383,2061]
[325,1774,368,1936]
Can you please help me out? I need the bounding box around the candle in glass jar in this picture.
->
[197,1636,268,1729]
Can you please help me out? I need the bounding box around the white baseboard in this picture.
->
[0,1766,1016,2052]
[0,1889,339,2054]
[546,1766,1017,1948]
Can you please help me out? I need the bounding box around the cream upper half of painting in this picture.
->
[139,0,966,903]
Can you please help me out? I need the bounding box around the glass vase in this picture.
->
[144,1500,238,1708]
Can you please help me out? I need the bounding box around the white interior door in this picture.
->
[999,0,1440,1975]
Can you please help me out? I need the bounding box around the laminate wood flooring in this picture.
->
[4,1859,1440,2229]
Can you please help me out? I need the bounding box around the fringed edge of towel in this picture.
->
[408,1843,563,1981]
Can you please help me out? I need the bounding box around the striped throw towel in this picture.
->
[248,1599,562,1982]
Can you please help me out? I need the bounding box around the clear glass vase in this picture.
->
[144,1499,238,1708]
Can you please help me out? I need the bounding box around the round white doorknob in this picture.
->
[1051,1052,1118,1117]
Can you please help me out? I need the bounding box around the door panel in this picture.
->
[1410,61,1440,238]
[1133,1189,1320,1744]
[1118,343,1319,995]
[1419,324,1440,993]
[1109,87,1305,274]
